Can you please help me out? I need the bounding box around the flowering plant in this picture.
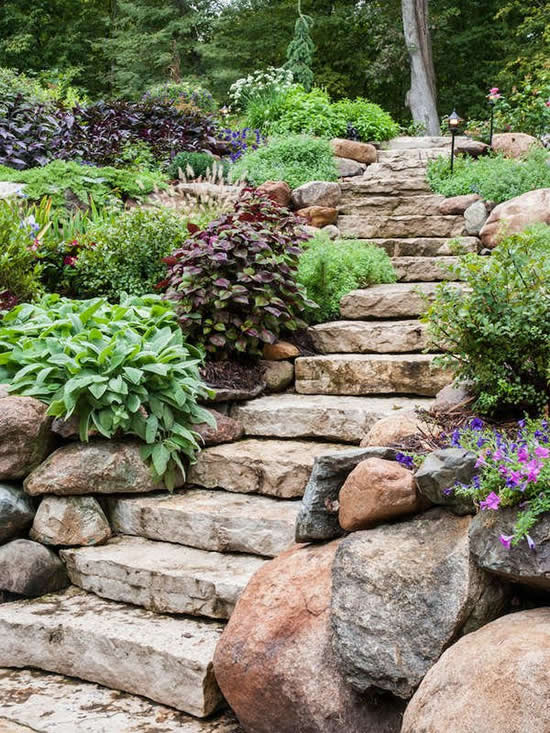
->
[487,86,503,103]
[228,68,294,112]
[221,127,266,162]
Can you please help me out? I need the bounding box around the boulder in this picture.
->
[330,139,377,165]
[415,448,477,515]
[0,397,53,480]
[290,181,342,209]
[331,509,508,699]
[260,360,294,392]
[464,200,489,235]
[256,180,291,207]
[295,446,396,543]
[0,484,35,543]
[335,157,365,178]
[491,132,540,158]
[24,440,181,496]
[0,539,68,596]
[51,415,97,441]
[297,206,338,228]
[195,409,244,446]
[338,457,423,531]
[402,609,550,733]
[322,224,340,239]
[455,139,490,158]
[0,182,25,199]
[439,194,481,215]
[262,341,300,360]
[431,381,474,413]
[30,496,111,547]
[480,188,550,248]
[360,410,427,448]
[214,542,405,733]
[469,508,550,591]
[207,382,265,403]
[0,385,9,399]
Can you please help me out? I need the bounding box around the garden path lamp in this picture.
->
[448,109,463,174]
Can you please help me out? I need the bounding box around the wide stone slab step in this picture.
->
[188,439,348,499]
[338,193,445,216]
[309,319,429,354]
[338,214,465,239]
[0,668,241,733]
[0,587,224,717]
[384,136,453,150]
[377,147,450,160]
[392,256,460,282]
[295,354,451,396]
[340,282,464,320]
[61,536,265,620]
[340,177,432,195]
[347,236,479,257]
[231,393,431,444]
[109,489,298,558]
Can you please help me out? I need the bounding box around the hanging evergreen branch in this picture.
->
[284,1,315,92]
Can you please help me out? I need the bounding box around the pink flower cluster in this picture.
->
[487,86,502,102]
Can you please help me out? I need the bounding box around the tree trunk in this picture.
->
[401,0,439,136]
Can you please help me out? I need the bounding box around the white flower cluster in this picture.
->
[228,67,294,111]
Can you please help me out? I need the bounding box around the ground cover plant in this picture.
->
[0,294,213,488]
[422,226,550,416]
[297,234,396,323]
[230,134,337,189]
[160,188,315,357]
[427,147,550,204]
[0,200,43,306]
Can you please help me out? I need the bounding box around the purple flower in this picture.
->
[469,417,484,431]
[518,418,526,429]
[395,452,414,470]
[499,534,513,550]
[506,470,523,487]
[535,445,549,458]
[525,459,542,483]
[526,535,536,551]
[480,491,501,511]
[450,428,461,447]
[475,454,486,468]
[492,448,504,461]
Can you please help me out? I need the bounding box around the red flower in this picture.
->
[63,255,78,267]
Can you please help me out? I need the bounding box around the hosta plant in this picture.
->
[0,295,213,488]
[160,189,316,357]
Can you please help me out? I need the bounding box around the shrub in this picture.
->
[297,234,396,323]
[0,94,60,169]
[422,226,550,416]
[0,161,167,208]
[166,151,230,180]
[0,294,213,488]
[0,200,43,304]
[145,80,218,114]
[331,98,400,142]
[230,135,338,189]
[426,148,550,204]
[0,67,55,110]
[160,189,315,357]
[228,67,295,112]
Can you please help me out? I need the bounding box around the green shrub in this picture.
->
[422,226,550,416]
[146,80,218,113]
[426,148,550,204]
[166,152,230,180]
[0,161,167,209]
[297,234,396,323]
[0,67,56,112]
[231,135,338,189]
[0,200,43,305]
[331,98,400,142]
[71,208,191,301]
[0,294,213,488]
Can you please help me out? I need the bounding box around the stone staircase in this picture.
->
[0,137,473,732]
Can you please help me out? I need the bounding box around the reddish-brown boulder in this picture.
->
[195,409,244,446]
[360,410,426,448]
[330,139,377,164]
[0,397,53,480]
[262,341,300,360]
[256,181,291,207]
[214,542,405,733]
[491,132,540,158]
[297,206,338,228]
[480,188,550,248]
[439,194,481,215]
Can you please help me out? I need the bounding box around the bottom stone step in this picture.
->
[0,587,224,718]
[61,536,266,619]
[0,668,242,733]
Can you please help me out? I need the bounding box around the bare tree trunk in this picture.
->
[401,0,440,135]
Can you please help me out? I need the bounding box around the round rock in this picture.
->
[30,496,112,547]
[0,484,36,543]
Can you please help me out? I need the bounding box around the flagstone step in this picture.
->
[309,319,430,354]
[392,256,460,281]
[0,668,242,733]
[338,193,446,216]
[340,177,432,196]
[61,536,265,620]
[295,354,451,397]
[344,236,479,257]
[108,489,298,558]
[339,282,463,320]
[338,214,465,239]
[384,136,453,150]
[377,146,450,160]
[0,587,225,717]
[188,439,348,499]
[230,393,432,443]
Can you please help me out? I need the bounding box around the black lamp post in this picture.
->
[448,109,463,174]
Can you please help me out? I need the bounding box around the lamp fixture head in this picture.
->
[448,109,463,130]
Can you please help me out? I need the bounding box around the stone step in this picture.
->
[345,236,479,257]
[340,177,432,196]
[384,136,453,150]
[61,536,265,620]
[188,439,348,499]
[0,667,241,733]
[309,319,429,353]
[338,193,446,216]
[377,147,450,160]
[0,587,224,717]
[339,282,464,320]
[338,214,465,239]
[230,393,431,444]
[392,256,460,282]
[108,489,298,558]
[295,354,451,397]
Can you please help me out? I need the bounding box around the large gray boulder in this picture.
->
[295,446,396,543]
[415,448,477,515]
[0,484,35,543]
[331,509,508,699]
[0,539,68,596]
[30,496,111,547]
[0,397,53,480]
[464,200,489,235]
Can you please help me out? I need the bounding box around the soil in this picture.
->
[283,328,317,356]
[201,359,264,391]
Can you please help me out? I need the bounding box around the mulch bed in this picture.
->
[201,360,265,391]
